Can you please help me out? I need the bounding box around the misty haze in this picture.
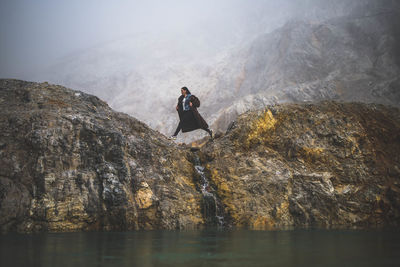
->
[2,2,400,265]
[1,0,399,142]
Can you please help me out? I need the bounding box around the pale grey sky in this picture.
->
[0,0,247,78]
[0,0,370,80]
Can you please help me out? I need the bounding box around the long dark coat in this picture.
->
[177,95,209,133]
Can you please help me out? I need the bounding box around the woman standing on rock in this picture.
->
[169,87,213,140]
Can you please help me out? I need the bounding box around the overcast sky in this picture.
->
[0,0,371,81]
[0,0,256,79]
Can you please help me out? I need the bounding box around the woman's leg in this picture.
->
[203,127,213,137]
[173,123,182,136]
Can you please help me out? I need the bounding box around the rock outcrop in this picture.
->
[1,79,400,232]
[199,101,400,228]
[0,79,204,233]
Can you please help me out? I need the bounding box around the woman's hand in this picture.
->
[176,105,179,111]
[189,102,193,107]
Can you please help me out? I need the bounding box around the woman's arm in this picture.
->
[190,95,200,108]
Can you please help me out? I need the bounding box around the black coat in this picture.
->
[177,95,209,133]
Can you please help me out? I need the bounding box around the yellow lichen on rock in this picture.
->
[346,136,362,155]
[274,200,291,224]
[41,196,94,231]
[251,216,275,230]
[209,169,243,222]
[135,182,155,209]
[210,169,231,198]
[300,146,325,163]
[247,109,277,146]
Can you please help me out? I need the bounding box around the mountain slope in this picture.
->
[205,6,400,132]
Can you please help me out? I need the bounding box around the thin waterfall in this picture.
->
[193,153,225,227]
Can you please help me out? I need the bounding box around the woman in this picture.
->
[169,87,213,140]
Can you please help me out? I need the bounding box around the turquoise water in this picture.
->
[1,229,400,266]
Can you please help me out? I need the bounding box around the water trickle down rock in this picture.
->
[193,153,225,227]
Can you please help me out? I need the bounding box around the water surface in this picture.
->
[1,229,400,266]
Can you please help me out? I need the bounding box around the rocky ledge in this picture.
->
[1,79,399,233]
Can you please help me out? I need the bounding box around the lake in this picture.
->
[1,229,400,266]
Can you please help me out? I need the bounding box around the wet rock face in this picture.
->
[0,79,204,232]
[200,102,400,229]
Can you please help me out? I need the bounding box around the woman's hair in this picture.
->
[181,86,191,94]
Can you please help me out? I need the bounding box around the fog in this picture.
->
[2,0,399,142]
[0,0,356,80]
[0,0,246,78]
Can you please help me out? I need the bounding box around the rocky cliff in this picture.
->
[1,79,400,232]
[199,101,400,228]
[0,79,204,232]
